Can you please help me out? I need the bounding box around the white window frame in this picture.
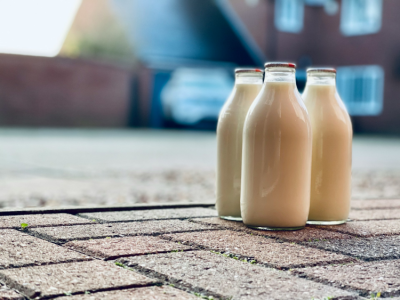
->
[274,0,304,33]
[336,65,384,116]
[340,0,383,36]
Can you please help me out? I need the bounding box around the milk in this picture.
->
[216,69,263,220]
[302,69,352,224]
[241,63,312,230]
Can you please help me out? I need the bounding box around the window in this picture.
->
[340,0,382,36]
[336,65,384,116]
[274,0,304,33]
[304,0,327,5]
[304,0,339,15]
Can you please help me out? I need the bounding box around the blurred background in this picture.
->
[0,0,399,209]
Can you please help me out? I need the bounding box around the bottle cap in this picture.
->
[264,62,296,68]
[235,68,264,74]
[307,68,336,74]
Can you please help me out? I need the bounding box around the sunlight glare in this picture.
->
[0,0,82,57]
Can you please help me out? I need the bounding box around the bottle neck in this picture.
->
[235,73,263,84]
[306,73,336,86]
[264,67,296,83]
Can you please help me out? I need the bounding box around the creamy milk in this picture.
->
[241,64,312,229]
[302,70,352,224]
[216,70,263,220]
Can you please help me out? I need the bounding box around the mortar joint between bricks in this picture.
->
[289,269,369,297]
[39,283,163,300]
[297,239,400,263]
[27,228,221,245]
[159,237,261,267]
[115,260,225,300]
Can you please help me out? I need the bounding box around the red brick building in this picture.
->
[0,0,398,133]
[231,0,399,134]
[0,54,131,127]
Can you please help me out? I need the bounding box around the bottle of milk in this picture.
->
[241,62,312,230]
[302,68,352,225]
[216,68,263,221]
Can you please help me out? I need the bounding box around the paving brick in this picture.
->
[0,260,156,299]
[0,229,90,269]
[0,213,92,229]
[294,259,400,297]
[193,217,352,242]
[56,286,199,300]
[307,235,400,261]
[316,219,400,237]
[0,285,23,300]
[30,220,215,243]
[80,208,217,222]
[120,251,357,300]
[351,199,400,210]
[349,209,400,220]
[65,236,192,260]
[163,230,355,269]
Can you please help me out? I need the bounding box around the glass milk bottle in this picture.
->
[216,69,263,221]
[241,62,312,230]
[302,68,352,225]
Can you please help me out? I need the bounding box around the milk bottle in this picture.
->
[241,62,312,230]
[216,69,263,220]
[302,68,352,225]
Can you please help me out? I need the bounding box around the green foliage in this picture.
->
[20,223,28,229]
[114,261,135,272]
[210,250,256,265]
[64,291,72,296]
[370,292,381,299]
[114,261,125,268]
[170,250,184,253]
[193,292,214,299]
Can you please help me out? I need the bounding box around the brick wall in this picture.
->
[0,54,132,127]
[230,0,400,134]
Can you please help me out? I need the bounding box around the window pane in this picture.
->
[275,0,304,33]
[337,65,384,115]
[340,0,382,36]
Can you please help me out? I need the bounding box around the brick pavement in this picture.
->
[192,217,353,242]
[56,286,200,299]
[0,284,23,300]
[64,236,192,260]
[120,251,357,300]
[30,219,216,243]
[0,229,90,269]
[0,203,400,299]
[162,230,355,269]
[79,207,217,222]
[0,213,93,229]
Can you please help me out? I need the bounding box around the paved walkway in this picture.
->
[1,201,400,299]
[0,129,400,208]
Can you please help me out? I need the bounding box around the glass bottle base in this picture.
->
[219,216,243,222]
[246,225,305,231]
[306,219,348,225]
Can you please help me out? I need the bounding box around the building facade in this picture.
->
[231,0,398,134]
